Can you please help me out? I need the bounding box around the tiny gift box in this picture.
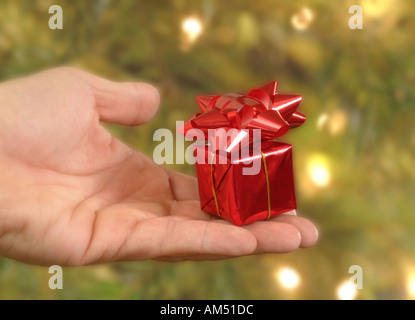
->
[183,81,306,226]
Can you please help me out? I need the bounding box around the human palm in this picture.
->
[0,68,317,266]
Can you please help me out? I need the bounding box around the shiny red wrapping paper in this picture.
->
[183,81,305,226]
[195,141,296,226]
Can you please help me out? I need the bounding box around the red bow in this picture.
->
[183,81,306,146]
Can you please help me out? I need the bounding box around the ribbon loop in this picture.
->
[183,81,305,150]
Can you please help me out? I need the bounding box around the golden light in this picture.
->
[317,113,328,130]
[307,154,331,188]
[408,273,415,299]
[336,281,358,300]
[291,7,314,31]
[275,267,301,290]
[181,17,203,43]
[317,110,348,135]
[362,0,394,18]
[328,109,348,136]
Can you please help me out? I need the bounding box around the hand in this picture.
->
[0,67,318,266]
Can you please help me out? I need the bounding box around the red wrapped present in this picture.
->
[183,81,306,226]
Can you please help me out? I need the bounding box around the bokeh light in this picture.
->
[328,109,348,136]
[408,273,415,299]
[307,154,331,188]
[362,0,395,18]
[336,281,358,300]
[317,113,328,130]
[275,267,301,290]
[317,110,348,135]
[181,17,203,43]
[291,7,314,31]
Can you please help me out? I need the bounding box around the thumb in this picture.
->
[69,68,160,126]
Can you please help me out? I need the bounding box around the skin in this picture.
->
[0,67,318,266]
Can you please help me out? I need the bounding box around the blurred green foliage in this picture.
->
[0,0,414,300]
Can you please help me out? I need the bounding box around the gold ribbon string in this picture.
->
[211,153,221,216]
[261,152,272,219]
[210,151,272,220]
